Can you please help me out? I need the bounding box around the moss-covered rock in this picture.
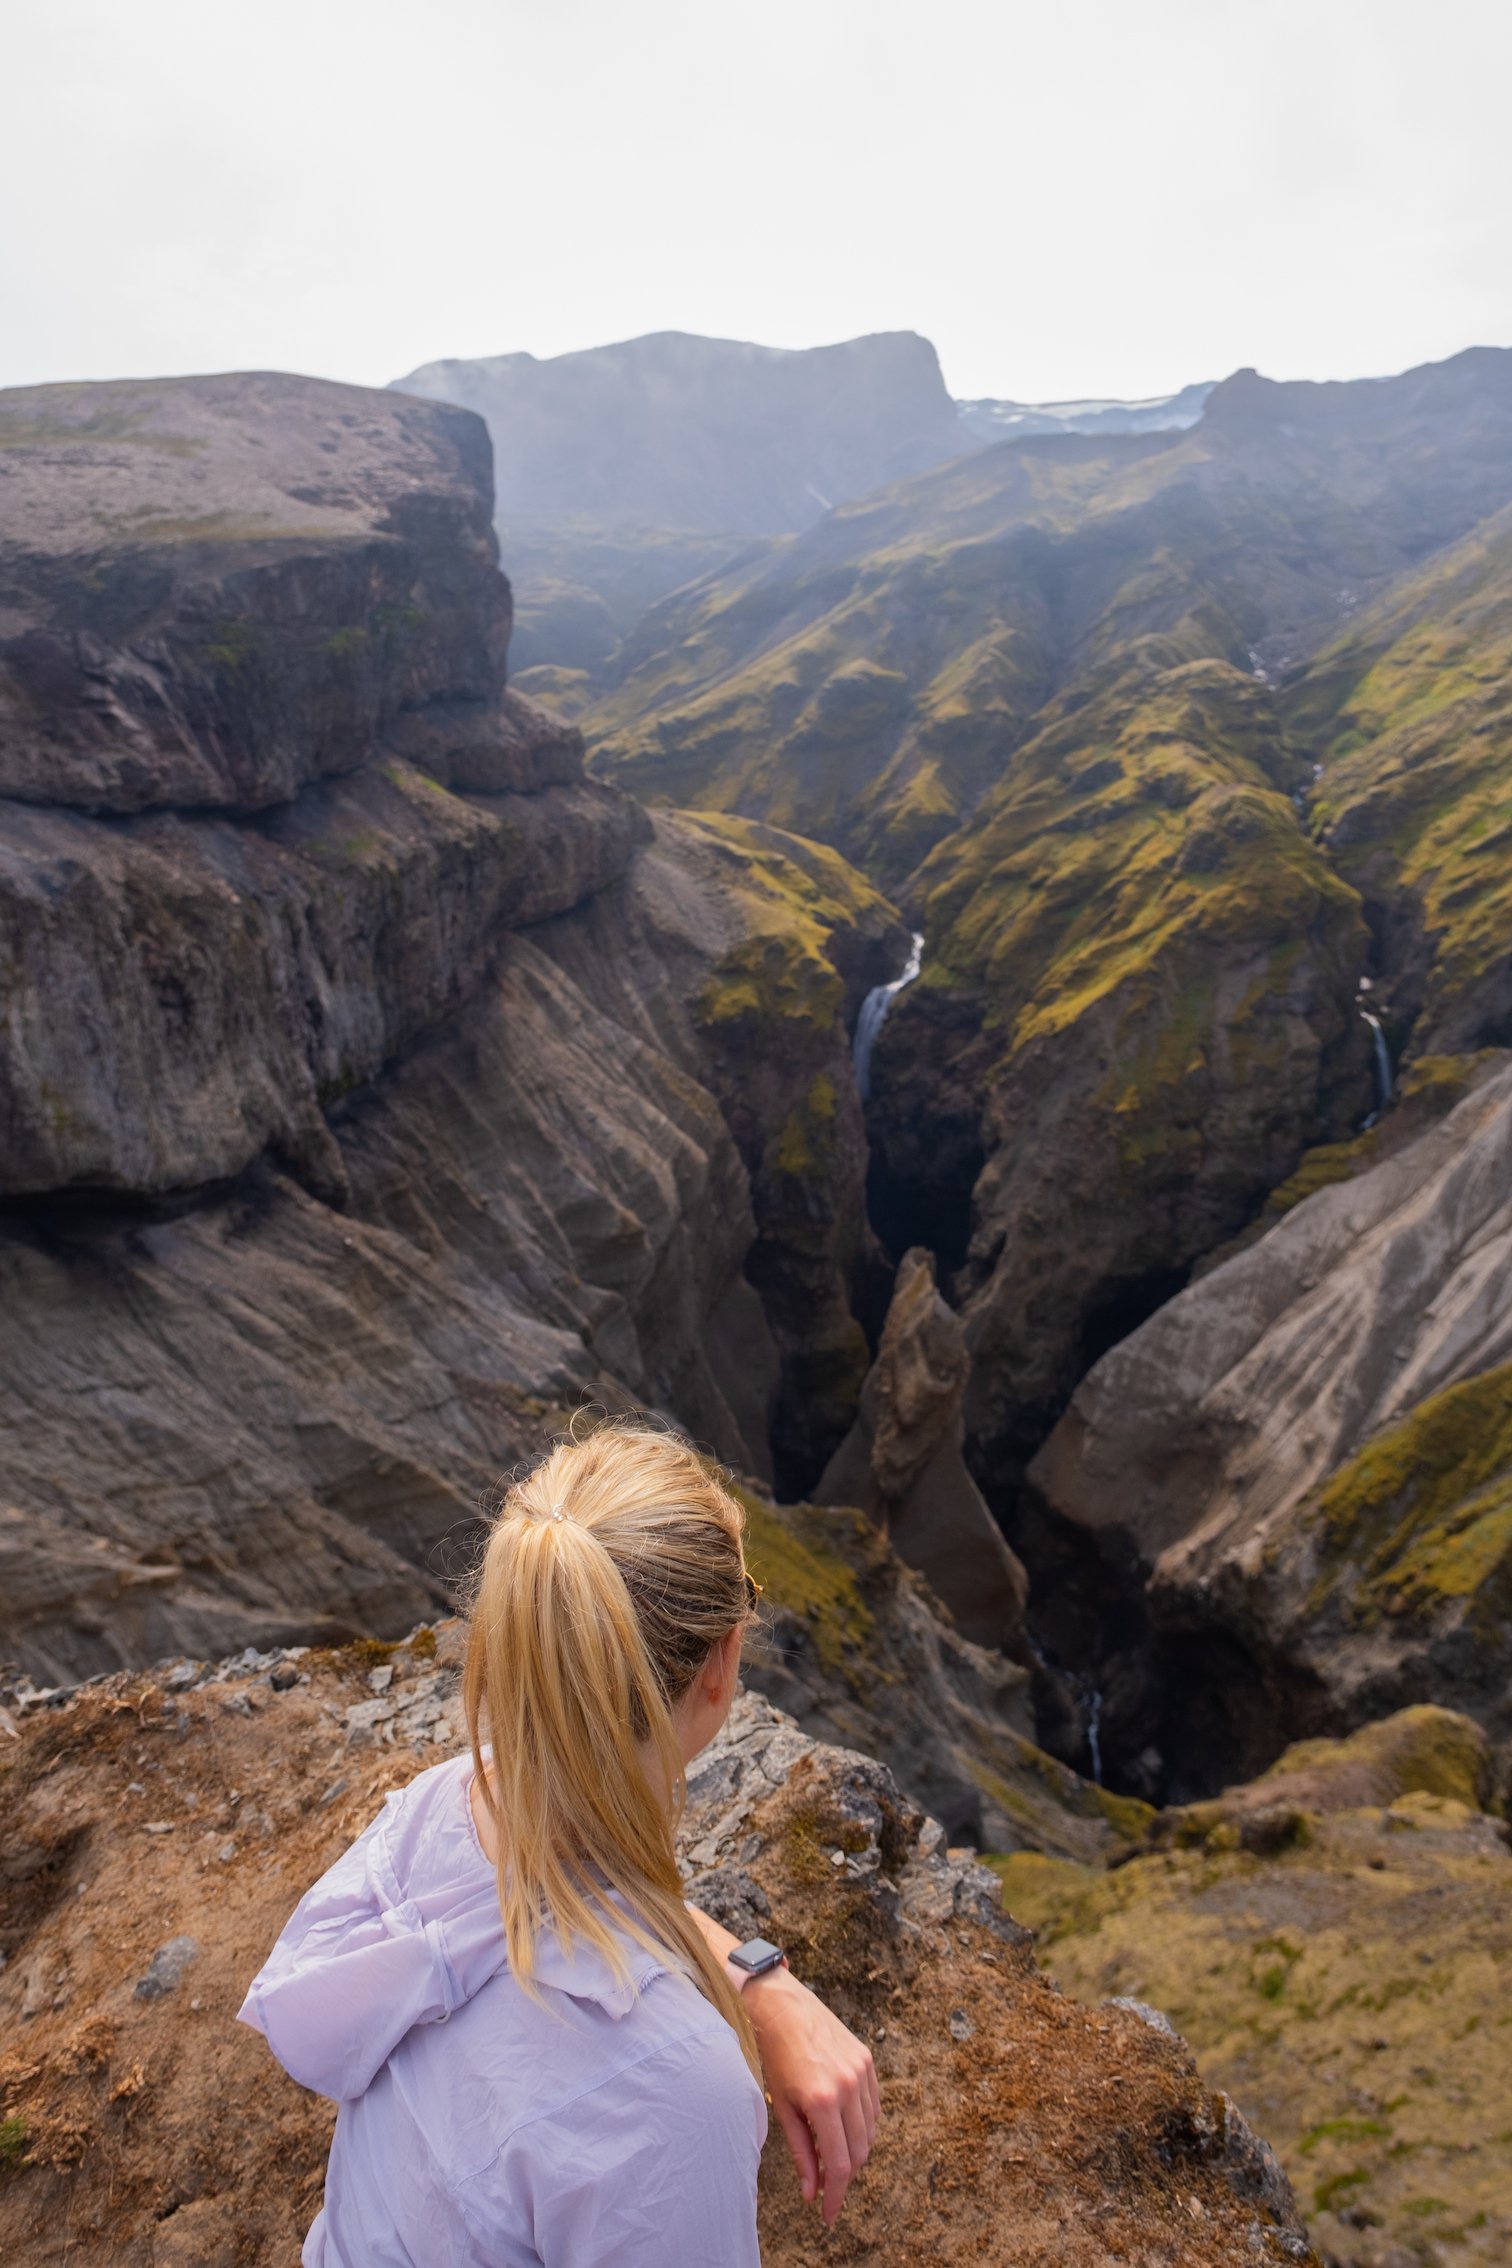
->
[1148,1707,1496,1854]
[1307,1364,1512,1636]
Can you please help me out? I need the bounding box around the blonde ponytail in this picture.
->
[463,1424,760,2076]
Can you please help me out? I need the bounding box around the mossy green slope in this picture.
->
[1304,1360,1512,1654]
[588,355,1512,893]
[987,1712,1512,2266]
[1289,505,1512,1055]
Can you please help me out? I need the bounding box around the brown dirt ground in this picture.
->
[1,1638,1311,2267]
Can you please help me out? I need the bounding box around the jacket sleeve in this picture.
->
[485,2028,765,2268]
[237,1791,507,2102]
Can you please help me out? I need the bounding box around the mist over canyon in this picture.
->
[3,330,1512,2267]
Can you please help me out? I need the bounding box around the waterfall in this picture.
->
[1087,1688,1104,1787]
[1360,1009,1393,1123]
[853,931,924,1101]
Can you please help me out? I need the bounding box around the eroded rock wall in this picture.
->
[0,374,903,1682]
[1030,1058,1512,1788]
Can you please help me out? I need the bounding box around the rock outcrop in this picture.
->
[0,1631,1315,2267]
[0,373,904,1681]
[1030,1058,1512,1789]
[816,1248,1028,1653]
[0,372,627,1201]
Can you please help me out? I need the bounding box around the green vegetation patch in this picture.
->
[1291,509,1512,1050]
[986,1799,1512,2261]
[685,811,901,1041]
[737,1490,878,1677]
[1253,1707,1491,1815]
[1310,1362,1512,1630]
[1262,1129,1382,1216]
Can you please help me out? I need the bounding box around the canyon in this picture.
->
[4,338,1512,2264]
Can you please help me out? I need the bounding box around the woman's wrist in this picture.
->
[739,1956,806,2026]
[726,1948,788,1996]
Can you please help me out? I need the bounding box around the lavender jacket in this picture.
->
[239,1753,766,2267]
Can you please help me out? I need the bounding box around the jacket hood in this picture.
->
[238,1752,664,2102]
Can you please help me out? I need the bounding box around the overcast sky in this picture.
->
[4,0,1510,404]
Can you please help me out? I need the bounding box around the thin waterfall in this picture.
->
[1360,1009,1393,1125]
[853,931,924,1101]
[1087,1689,1104,1787]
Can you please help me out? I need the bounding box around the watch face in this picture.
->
[731,1936,784,1970]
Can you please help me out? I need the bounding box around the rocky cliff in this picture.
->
[390,330,974,677]
[0,373,904,1683]
[1030,1055,1512,1791]
[0,1629,1314,2267]
[816,1247,1029,1657]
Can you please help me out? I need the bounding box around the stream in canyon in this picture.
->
[1360,1008,1393,1124]
[853,930,924,1099]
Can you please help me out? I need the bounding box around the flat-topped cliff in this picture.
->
[0,373,907,1682]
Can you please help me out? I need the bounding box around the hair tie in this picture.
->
[549,1502,566,1522]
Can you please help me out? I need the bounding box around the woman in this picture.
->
[240,1425,880,2266]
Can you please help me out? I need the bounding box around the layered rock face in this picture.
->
[815,1247,1029,1655]
[1030,1058,1512,1788]
[0,374,902,1682]
[0,373,627,1200]
[0,1631,1314,2267]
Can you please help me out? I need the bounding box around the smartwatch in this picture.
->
[726,1936,787,1988]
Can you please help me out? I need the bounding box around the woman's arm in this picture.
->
[687,1902,880,2226]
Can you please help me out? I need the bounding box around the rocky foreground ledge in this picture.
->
[0,1626,1311,2266]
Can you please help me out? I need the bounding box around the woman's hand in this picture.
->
[686,1901,880,2223]
[744,1960,880,2226]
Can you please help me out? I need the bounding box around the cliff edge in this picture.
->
[0,1629,1313,2266]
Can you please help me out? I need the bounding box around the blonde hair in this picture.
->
[463,1423,759,2074]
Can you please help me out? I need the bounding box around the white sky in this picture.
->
[3,0,1510,404]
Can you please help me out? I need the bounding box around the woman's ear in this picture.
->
[706,1624,741,1705]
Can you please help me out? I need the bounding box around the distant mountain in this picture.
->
[391,328,970,536]
[390,333,1216,673]
[957,381,1213,442]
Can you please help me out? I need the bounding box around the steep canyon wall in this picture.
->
[0,374,903,1684]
